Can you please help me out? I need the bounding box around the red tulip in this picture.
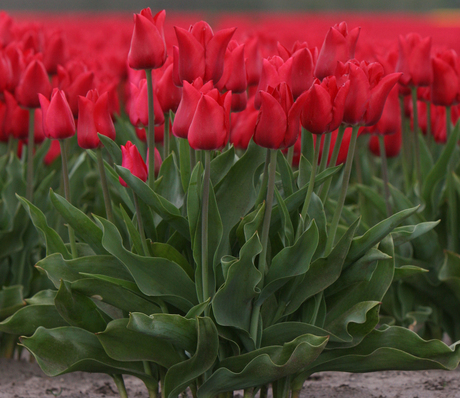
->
[230,96,258,149]
[244,36,263,86]
[155,62,182,113]
[44,139,61,165]
[15,59,52,108]
[314,22,360,80]
[0,100,7,142]
[146,147,163,177]
[216,40,247,94]
[431,49,460,106]
[338,60,401,126]
[39,88,76,140]
[128,8,167,70]
[77,90,116,149]
[254,82,301,149]
[127,78,164,128]
[296,76,350,135]
[43,30,67,75]
[369,129,402,158]
[119,141,148,187]
[0,11,13,48]
[174,21,236,85]
[396,33,432,87]
[3,90,29,140]
[188,91,232,150]
[254,56,288,109]
[34,108,45,144]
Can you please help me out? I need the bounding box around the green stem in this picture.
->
[96,147,114,223]
[260,385,268,398]
[7,135,14,157]
[201,151,211,311]
[145,69,156,189]
[319,125,345,203]
[243,388,254,398]
[255,149,271,207]
[399,95,412,191]
[286,145,294,167]
[411,87,423,188]
[190,145,196,172]
[249,149,278,345]
[26,109,35,201]
[325,125,359,255]
[446,106,452,139]
[112,374,129,398]
[143,362,158,398]
[379,135,392,217]
[163,113,170,159]
[59,139,78,259]
[318,132,331,173]
[133,193,150,256]
[300,133,321,222]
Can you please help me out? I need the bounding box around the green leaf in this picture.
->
[164,317,219,398]
[119,204,144,254]
[155,153,185,209]
[54,280,108,333]
[179,137,192,192]
[116,166,190,240]
[356,184,387,217]
[17,195,71,260]
[97,318,182,368]
[391,221,441,246]
[422,122,460,216]
[49,189,108,255]
[98,133,122,165]
[20,326,157,389]
[197,334,328,398]
[36,253,134,288]
[213,233,262,332]
[439,251,460,301]
[97,217,197,312]
[257,222,319,306]
[0,285,25,321]
[394,265,429,281]
[277,150,294,197]
[273,187,294,247]
[297,155,311,189]
[151,242,194,280]
[235,203,264,246]
[211,146,237,187]
[128,313,198,353]
[345,206,418,266]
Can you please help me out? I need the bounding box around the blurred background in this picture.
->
[2,0,460,11]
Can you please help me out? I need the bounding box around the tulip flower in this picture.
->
[39,88,76,140]
[188,91,232,151]
[254,56,287,109]
[396,33,432,87]
[245,35,263,86]
[128,8,167,70]
[15,59,52,109]
[174,21,236,85]
[230,96,258,149]
[43,30,67,75]
[77,90,116,149]
[216,40,248,94]
[155,62,182,114]
[315,22,360,80]
[3,90,29,140]
[431,49,460,107]
[146,147,163,178]
[296,76,350,135]
[369,129,402,158]
[43,139,61,165]
[119,141,148,187]
[254,82,301,149]
[127,78,165,128]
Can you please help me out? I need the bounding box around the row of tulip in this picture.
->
[0,8,460,398]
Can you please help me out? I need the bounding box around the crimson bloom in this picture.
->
[253,82,301,149]
[369,129,402,158]
[174,21,236,85]
[15,59,52,108]
[314,22,360,80]
[296,76,350,135]
[39,88,76,140]
[77,90,116,149]
[230,96,258,149]
[128,8,167,70]
[338,60,401,126]
[430,49,460,106]
[4,90,29,140]
[119,141,148,187]
[127,78,165,128]
[396,33,432,87]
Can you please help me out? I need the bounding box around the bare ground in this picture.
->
[1,358,460,398]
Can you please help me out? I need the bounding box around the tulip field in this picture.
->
[2,8,460,398]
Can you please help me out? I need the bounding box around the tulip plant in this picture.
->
[1,8,460,398]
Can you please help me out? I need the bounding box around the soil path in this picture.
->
[1,358,460,398]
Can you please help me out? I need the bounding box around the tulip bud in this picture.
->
[39,89,76,140]
[119,141,148,187]
[15,59,52,108]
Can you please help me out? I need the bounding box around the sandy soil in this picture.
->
[1,358,460,398]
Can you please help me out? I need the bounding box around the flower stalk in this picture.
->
[26,109,35,201]
[379,135,392,217]
[145,68,156,189]
[201,150,212,312]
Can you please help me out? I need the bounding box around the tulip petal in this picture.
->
[254,90,287,149]
[174,26,205,84]
[204,27,236,83]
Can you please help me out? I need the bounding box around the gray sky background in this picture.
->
[2,0,460,11]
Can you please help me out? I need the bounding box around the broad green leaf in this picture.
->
[292,325,460,388]
[257,222,319,306]
[151,242,194,280]
[25,290,57,306]
[155,153,185,209]
[54,280,108,333]
[20,326,157,389]
[297,155,311,189]
[277,150,294,197]
[164,317,219,398]
[17,195,71,259]
[439,251,460,301]
[50,190,107,255]
[394,265,429,281]
[185,299,210,319]
[197,334,328,398]
[116,166,190,240]
[308,192,328,260]
[0,303,68,336]
[391,221,441,246]
[211,146,237,186]
[36,253,134,288]
[235,203,264,246]
[0,285,25,320]
[345,206,418,266]
[120,204,144,255]
[98,133,122,165]
[179,137,192,192]
[273,187,294,247]
[97,217,197,312]
[356,184,387,217]
[97,318,182,368]
[282,218,360,317]
[128,313,198,353]
[262,322,342,346]
[213,233,262,332]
